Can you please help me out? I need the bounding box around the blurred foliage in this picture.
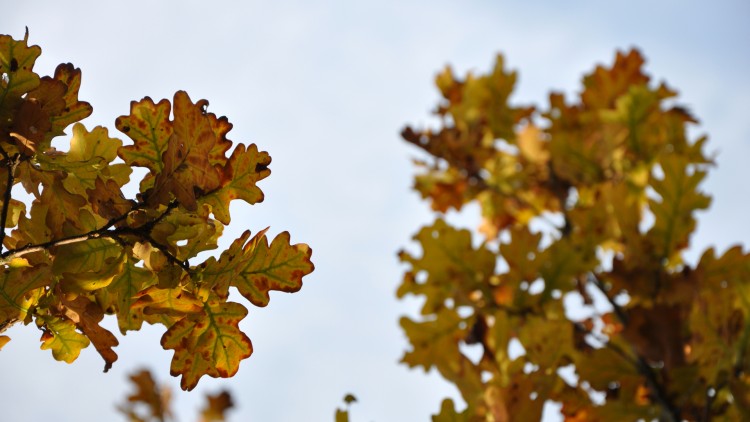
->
[400,49,749,421]
[119,368,233,422]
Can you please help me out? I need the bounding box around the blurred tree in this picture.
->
[399,49,749,421]
[119,368,234,422]
[0,30,314,391]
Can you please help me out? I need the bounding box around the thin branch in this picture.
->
[142,234,191,273]
[588,272,681,421]
[0,146,20,253]
[0,200,187,274]
[588,272,629,325]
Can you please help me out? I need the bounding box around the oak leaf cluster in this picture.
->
[0,31,314,390]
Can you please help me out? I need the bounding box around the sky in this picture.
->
[2,1,750,421]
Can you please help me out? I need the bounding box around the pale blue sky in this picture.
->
[2,1,750,421]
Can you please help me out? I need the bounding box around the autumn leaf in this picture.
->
[398,219,495,314]
[198,143,271,224]
[432,398,469,422]
[204,229,314,307]
[61,294,119,372]
[131,286,204,321]
[150,210,223,261]
[95,257,157,334]
[0,264,51,326]
[48,63,93,138]
[0,335,9,350]
[39,178,87,237]
[400,308,484,399]
[647,154,711,266]
[118,369,172,422]
[11,77,64,153]
[161,298,252,390]
[0,32,42,138]
[116,96,173,174]
[148,91,223,210]
[38,314,90,363]
[199,390,234,422]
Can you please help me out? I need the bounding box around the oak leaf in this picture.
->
[38,315,90,363]
[198,143,270,224]
[61,294,119,372]
[161,297,252,390]
[204,229,314,307]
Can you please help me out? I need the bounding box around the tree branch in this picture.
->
[0,146,20,254]
[588,272,681,422]
[0,200,187,274]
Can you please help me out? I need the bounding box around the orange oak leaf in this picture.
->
[61,295,119,372]
[119,369,172,421]
[199,390,234,422]
[148,91,223,210]
[49,63,93,138]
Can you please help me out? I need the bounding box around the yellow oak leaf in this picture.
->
[161,298,252,391]
[204,229,314,307]
[198,143,270,224]
[116,96,173,174]
[38,315,90,363]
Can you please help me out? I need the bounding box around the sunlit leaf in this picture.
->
[204,229,314,307]
[161,297,252,391]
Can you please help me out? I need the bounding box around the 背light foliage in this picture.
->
[400,50,749,420]
[0,31,314,391]
[119,368,234,422]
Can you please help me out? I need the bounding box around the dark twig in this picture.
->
[142,234,191,273]
[588,273,681,422]
[0,146,20,253]
[0,200,189,274]
[588,272,629,325]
